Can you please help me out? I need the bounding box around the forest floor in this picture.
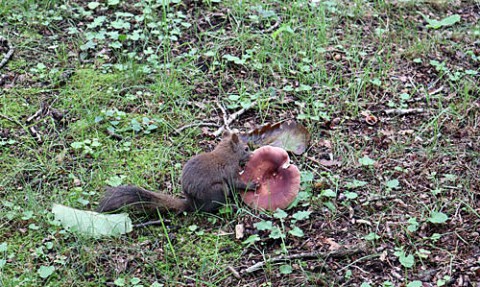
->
[0,0,479,286]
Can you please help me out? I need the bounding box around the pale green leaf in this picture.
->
[279,264,293,274]
[344,191,358,199]
[273,209,288,220]
[254,220,273,231]
[52,204,132,237]
[130,277,141,285]
[407,217,419,232]
[288,226,304,237]
[407,280,423,287]
[370,78,382,86]
[321,189,336,198]
[323,201,336,212]
[292,210,312,221]
[105,175,124,187]
[114,277,126,286]
[364,232,380,241]
[71,142,84,149]
[428,211,449,224]
[301,171,314,182]
[399,253,414,268]
[269,226,285,239]
[87,2,100,9]
[359,156,375,166]
[242,234,260,245]
[385,179,400,189]
[38,265,55,279]
[422,13,461,29]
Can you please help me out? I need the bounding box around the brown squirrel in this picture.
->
[97,131,256,214]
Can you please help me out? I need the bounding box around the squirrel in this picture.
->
[97,130,256,214]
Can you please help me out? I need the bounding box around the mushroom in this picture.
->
[240,146,301,211]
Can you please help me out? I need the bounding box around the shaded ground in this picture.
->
[0,0,479,286]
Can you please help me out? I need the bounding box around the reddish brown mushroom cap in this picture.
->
[240,146,300,211]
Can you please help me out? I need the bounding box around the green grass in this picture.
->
[1,0,479,286]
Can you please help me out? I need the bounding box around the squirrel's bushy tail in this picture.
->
[97,185,188,214]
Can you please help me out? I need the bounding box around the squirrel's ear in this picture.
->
[231,133,239,144]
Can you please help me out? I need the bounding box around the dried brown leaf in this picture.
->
[240,120,310,155]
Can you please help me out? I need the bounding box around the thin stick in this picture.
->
[360,194,408,206]
[244,245,366,273]
[26,105,44,123]
[29,126,42,143]
[0,36,14,69]
[216,101,229,129]
[133,219,170,228]
[227,266,241,279]
[257,17,281,34]
[383,108,424,116]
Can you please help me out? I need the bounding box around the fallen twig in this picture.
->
[29,126,42,143]
[360,194,409,206]
[244,244,367,273]
[259,17,281,34]
[176,97,273,137]
[24,103,47,143]
[133,219,170,228]
[26,105,45,123]
[212,101,259,137]
[212,97,279,137]
[227,266,241,279]
[0,36,14,70]
[216,101,229,127]
[383,108,424,116]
